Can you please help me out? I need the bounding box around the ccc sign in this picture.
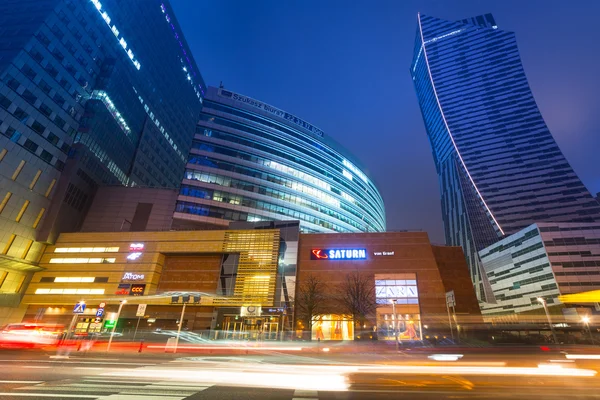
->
[129,284,146,296]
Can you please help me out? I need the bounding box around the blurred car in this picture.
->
[0,323,62,347]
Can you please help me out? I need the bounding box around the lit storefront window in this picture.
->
[54,247,119,253]
[375,274,422,341]
[35,288,105,295]
[311,315,354,341]
[49,258,116,264]
[54,277,95,283]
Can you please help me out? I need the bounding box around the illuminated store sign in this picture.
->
[127,243,144,261]
[127,252,142,261]
[311,248,367,260]
[130,284,146,296]
[218,89,324,138]
[116,283,131,295]
[374,251,395,256]
[122,272,145,281]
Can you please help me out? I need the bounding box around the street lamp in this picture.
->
[582,316,594,344]
[107,300,126,352]
[537,297,557,345]
[391,299,399,351]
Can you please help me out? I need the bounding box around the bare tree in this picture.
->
[338,271,376,336]
[294,273,326,339]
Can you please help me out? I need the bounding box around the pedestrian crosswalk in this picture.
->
[0,377,211,399]
[0,377,332,400]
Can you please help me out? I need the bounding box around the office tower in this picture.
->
[0,0,204,322]
[174,86,386,233]
[410,13,600,300]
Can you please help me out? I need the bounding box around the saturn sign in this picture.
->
[311,248,367,260]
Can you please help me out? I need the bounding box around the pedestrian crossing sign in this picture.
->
[73,302,86,314]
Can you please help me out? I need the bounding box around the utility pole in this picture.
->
[107,300,126,352]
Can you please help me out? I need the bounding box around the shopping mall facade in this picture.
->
[174,86,386,234]
[20,225,481,340]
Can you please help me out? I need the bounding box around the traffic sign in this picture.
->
[136,304,147,317]
[73,303,86,314]
[446,290,456,308]
[96,308,105,317]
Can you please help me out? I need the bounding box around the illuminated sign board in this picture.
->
[116,283,130,295]
[218,89,324,138]
[311,248,367,260]
[373,251,395,256]
[127,243,144,262]
[122,272,145,281]
[129,284,146,296]
[129,243,144,251]
[127,252,142,261]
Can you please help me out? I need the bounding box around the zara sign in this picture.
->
[311,248,367,260]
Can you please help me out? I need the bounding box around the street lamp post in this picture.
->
[107,300,126,352]
[582,316,594,344]
[391,299,399,351]
[174,300,187,354]
[537,297,557,345]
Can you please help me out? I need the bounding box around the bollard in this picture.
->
[138,339,144,353]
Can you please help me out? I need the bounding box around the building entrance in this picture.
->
[222,315,281,340]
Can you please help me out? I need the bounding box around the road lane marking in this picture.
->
[0,359,156,366]
[95,396,187,400]
[0,393,97,398]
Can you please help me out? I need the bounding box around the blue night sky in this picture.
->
[171,0,600,243]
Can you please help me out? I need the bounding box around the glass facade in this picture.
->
[174,86,386,233]
[480,222,600,320]
[411,13,600,300]
[0,0,204,320]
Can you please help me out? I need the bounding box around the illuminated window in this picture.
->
[29,170,42,190]
[0,192,12,214]
[15,200,30,222]
[54,277,95,283]
[49,258,116,264]
[2,234,16,255]
[12,160,25,180]
[54,247,119,253]
[45,179,56,198]
[35,288,105,295]
[375,277,419,305]
[32,208,46,229]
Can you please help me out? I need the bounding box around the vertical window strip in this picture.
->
[0,149,7,162]
[21,239,33,259]
[12,160,25,180]
[45,179,56,198]
[0,192,12,214]
[14,274,26,293]
[29,170,42,190]
[32,208,46,228]
[2,234,16,255]
[15,200,30,222]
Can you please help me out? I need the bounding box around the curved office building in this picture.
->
[173,86,386,233]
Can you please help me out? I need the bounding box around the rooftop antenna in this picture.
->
[219,81,224,89]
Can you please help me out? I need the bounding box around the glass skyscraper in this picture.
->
[410,13,600,300]
[174,86,386,233]
[0,0,203,319]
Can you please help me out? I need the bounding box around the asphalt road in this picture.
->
[1,348,600,399]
